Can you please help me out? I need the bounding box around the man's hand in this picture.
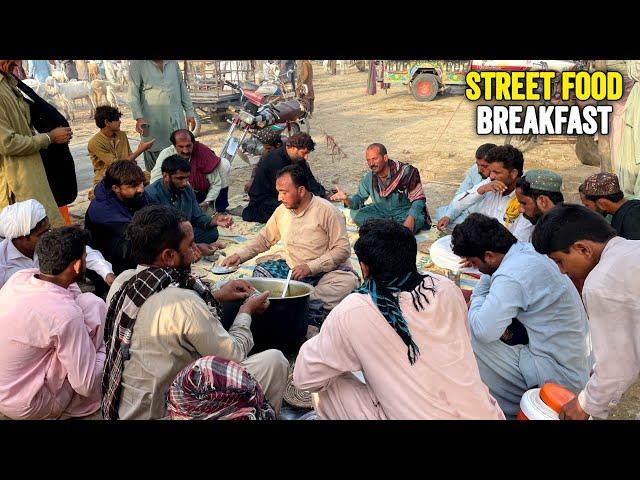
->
[192,244,202,263]
[137,138,156,152]
[199,201,210,212]
[239,290,271,316]
[214,279,254,303]
[403,215,415,232]
[437,216,451,232]
[48,127,73,144]
[186,116,196,132]
[558,397,590,420]
[105,273,116,286]
[329,185,348,203]
[221,253,241,268]
[197,243,217,256]
[477,180,507,195]
[459,258,473,269]
[292,263,312,280]
[135,118,148,135]
[213,214,233,228]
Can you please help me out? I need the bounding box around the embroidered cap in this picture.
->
[524,169,563,193]
[580,172,621,196]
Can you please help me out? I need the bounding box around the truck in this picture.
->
[375,60,471,102]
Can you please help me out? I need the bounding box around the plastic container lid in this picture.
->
[539,383,576,413]
[519,388,559,420]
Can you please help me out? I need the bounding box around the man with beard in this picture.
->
[578,172,640,240]
[103,205,288,419]
[146,155,233,256]
[223,164,359,328]
[243,133,326,224]
[150,129,231,213]
[450,213,592,418]
[85,160,150,275]
[331,143,431,233]
[0,199,114,294]
[515,169,565,225]
[436,143,496,231]
[446,145,533,241]
[0,227,106,419]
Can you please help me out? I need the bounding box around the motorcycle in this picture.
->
[219,80,310,167]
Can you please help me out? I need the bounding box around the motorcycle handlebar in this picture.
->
[224,80,241,91]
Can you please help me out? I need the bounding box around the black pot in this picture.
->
[219,277,312,354]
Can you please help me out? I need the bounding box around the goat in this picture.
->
[91,79,119,108]
[46,77,96,117]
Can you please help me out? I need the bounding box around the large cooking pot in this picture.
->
[218,277,314,354]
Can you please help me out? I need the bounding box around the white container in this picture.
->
[518,388,559,420]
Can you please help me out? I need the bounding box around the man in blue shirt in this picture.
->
[436,143,495,231]
[27,60,52,83]
[450,213,592,418]
[145,155,232,255]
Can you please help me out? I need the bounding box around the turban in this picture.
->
[0,200,47,239]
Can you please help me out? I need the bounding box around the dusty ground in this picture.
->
[61,63,638,420]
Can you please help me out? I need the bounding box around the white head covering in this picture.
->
[0,200,47,240]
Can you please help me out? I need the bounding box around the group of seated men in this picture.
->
[0,127,638,420]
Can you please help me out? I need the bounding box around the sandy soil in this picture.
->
[59,63,638,420]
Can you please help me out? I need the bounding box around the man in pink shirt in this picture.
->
[293,218,505,420]
[0,227,106,420]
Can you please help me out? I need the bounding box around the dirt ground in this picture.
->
[62,63,638,420]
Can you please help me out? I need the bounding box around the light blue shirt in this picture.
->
[469,242,592,392]
[437,163,484,222]
[27,60,52,83]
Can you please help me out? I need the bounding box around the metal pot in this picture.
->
[218,277,314,354]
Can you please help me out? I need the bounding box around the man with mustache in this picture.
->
[243,133,326,224]
[578,172,640,240]
[146,155,233,257]
[85,160,150,276]
[0,227,106,419]
[514,169,565,225]
[331,143,431,233]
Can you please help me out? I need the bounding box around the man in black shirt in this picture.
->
[242,133,326,223]
[579,172,640,240]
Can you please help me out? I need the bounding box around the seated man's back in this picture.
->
[294,218,504,420]
[0,228,106,420]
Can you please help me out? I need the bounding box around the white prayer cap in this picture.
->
[0,199,47,239]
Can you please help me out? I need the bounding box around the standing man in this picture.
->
[331,143,431,233]
[128,60,196,172]
[26,60,52,83]
[532,204,640,420]
[578,172,640,240]
[1,60,68,227]
[296,60,314,116]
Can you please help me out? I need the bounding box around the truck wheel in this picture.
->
[355,61,367,72]
[411,73,439,102]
